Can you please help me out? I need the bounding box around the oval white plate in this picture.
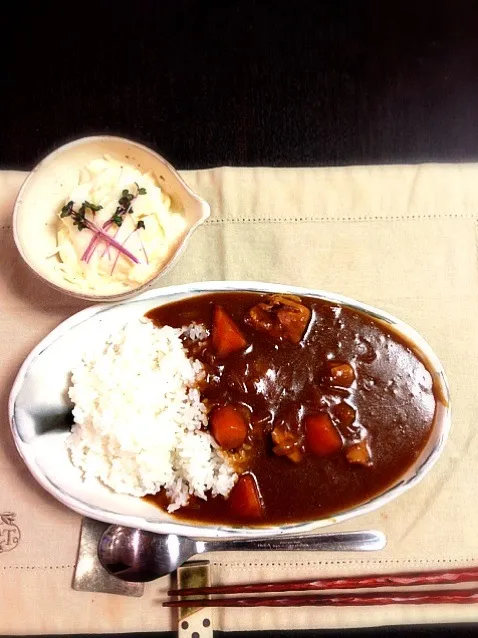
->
[8,282,451,539]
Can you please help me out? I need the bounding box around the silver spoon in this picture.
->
[98,525,386,582]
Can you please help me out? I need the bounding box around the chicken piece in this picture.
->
[333,401,356,428]
[271,421,304,463]
[245,294,311,344]
[346,439,373,466]
[251,410,274,434]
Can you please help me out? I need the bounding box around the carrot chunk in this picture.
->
[212,305,248,356]
[210,405,248,450]
[325,361,355,387]
[305,413,342,457]
[228,474,264,519]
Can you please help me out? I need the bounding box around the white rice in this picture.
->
[66,318,237,511]
[183,322,209,341]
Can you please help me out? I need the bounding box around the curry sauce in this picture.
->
[146,292,439,526]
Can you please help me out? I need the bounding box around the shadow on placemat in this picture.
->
[2,625,478,638]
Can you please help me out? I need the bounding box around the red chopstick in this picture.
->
[164,589,478,608]
[168,566,478,597]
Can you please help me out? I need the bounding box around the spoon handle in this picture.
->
[202,530,386,553]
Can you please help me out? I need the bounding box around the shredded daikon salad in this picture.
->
[53,156,186,293]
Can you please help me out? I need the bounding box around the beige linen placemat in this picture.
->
[1,164,477,633]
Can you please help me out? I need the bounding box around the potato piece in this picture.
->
[325,361,355,387]
[346,440,373,466]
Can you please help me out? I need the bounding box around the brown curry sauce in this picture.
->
[146,292,438,526]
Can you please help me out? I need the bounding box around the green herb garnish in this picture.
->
[111,183,147,228]
[135,182,147,196]
[59,200,140,264]
[60,201,74,217]
[83,201,103,213]
[74,181,149,264]
[61,200,103,229]
[112,213,124,227]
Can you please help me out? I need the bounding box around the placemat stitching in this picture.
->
[1,214,476,232]
[2,557,476,570]
[205,214,476,224]
[211,557,476,568]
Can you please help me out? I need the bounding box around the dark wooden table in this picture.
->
[2,1,477,636]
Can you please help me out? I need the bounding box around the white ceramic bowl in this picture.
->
[8,282,451,539]
[13,136,210,301]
